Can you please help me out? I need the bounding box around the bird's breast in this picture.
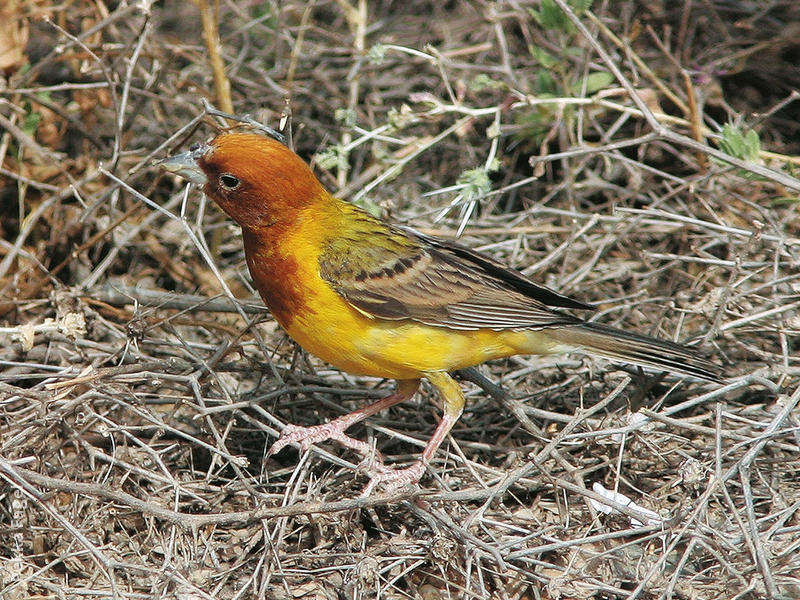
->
[243,233,308,330]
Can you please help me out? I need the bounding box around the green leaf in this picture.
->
[23,104,42,137]
[334,108,357,128]
[742,129,761,161]
[457,167,492,200]
[536,69,559,96]
[529,0,571,32]
[315,145,349,172]
[529,45,558,69]
[713,123,765,180]
[719,124,761,162]
[571,0,593,14]
[469,73,505,92]
[572,71,614,95]
[529,0,592,32]
[367,43,386,65]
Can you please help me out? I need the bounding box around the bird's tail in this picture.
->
[546,321,723,382]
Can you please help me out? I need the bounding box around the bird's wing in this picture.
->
[319,225,591,331]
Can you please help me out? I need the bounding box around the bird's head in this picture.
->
[159,132,327,230]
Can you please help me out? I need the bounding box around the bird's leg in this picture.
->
[267,379,420,458]
[363,371,465,495]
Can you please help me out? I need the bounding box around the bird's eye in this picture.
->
[219,173,240,190]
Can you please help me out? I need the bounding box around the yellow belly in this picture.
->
[281,276,569,379]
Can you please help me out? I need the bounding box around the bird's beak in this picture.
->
[157,143,210,185]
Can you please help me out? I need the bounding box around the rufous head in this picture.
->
[159,132,327,229]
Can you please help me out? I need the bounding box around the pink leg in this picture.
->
[362,371,466,495]
[267,379,420,458]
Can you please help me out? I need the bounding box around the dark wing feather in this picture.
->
[410,228,593,311]
[319,225,590,331]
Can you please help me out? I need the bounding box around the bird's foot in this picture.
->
[361,460,426,496]
[268,422,378,458]
[269,423,428,496]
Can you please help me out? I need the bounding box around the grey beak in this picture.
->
[157,143,210,185]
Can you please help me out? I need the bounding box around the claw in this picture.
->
[267,381,421,459]
[360,461,426,496]
[267,422,376,457]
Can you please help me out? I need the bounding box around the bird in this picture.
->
[158,131,723,492]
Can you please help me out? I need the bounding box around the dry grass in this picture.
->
[2,1,800,598]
